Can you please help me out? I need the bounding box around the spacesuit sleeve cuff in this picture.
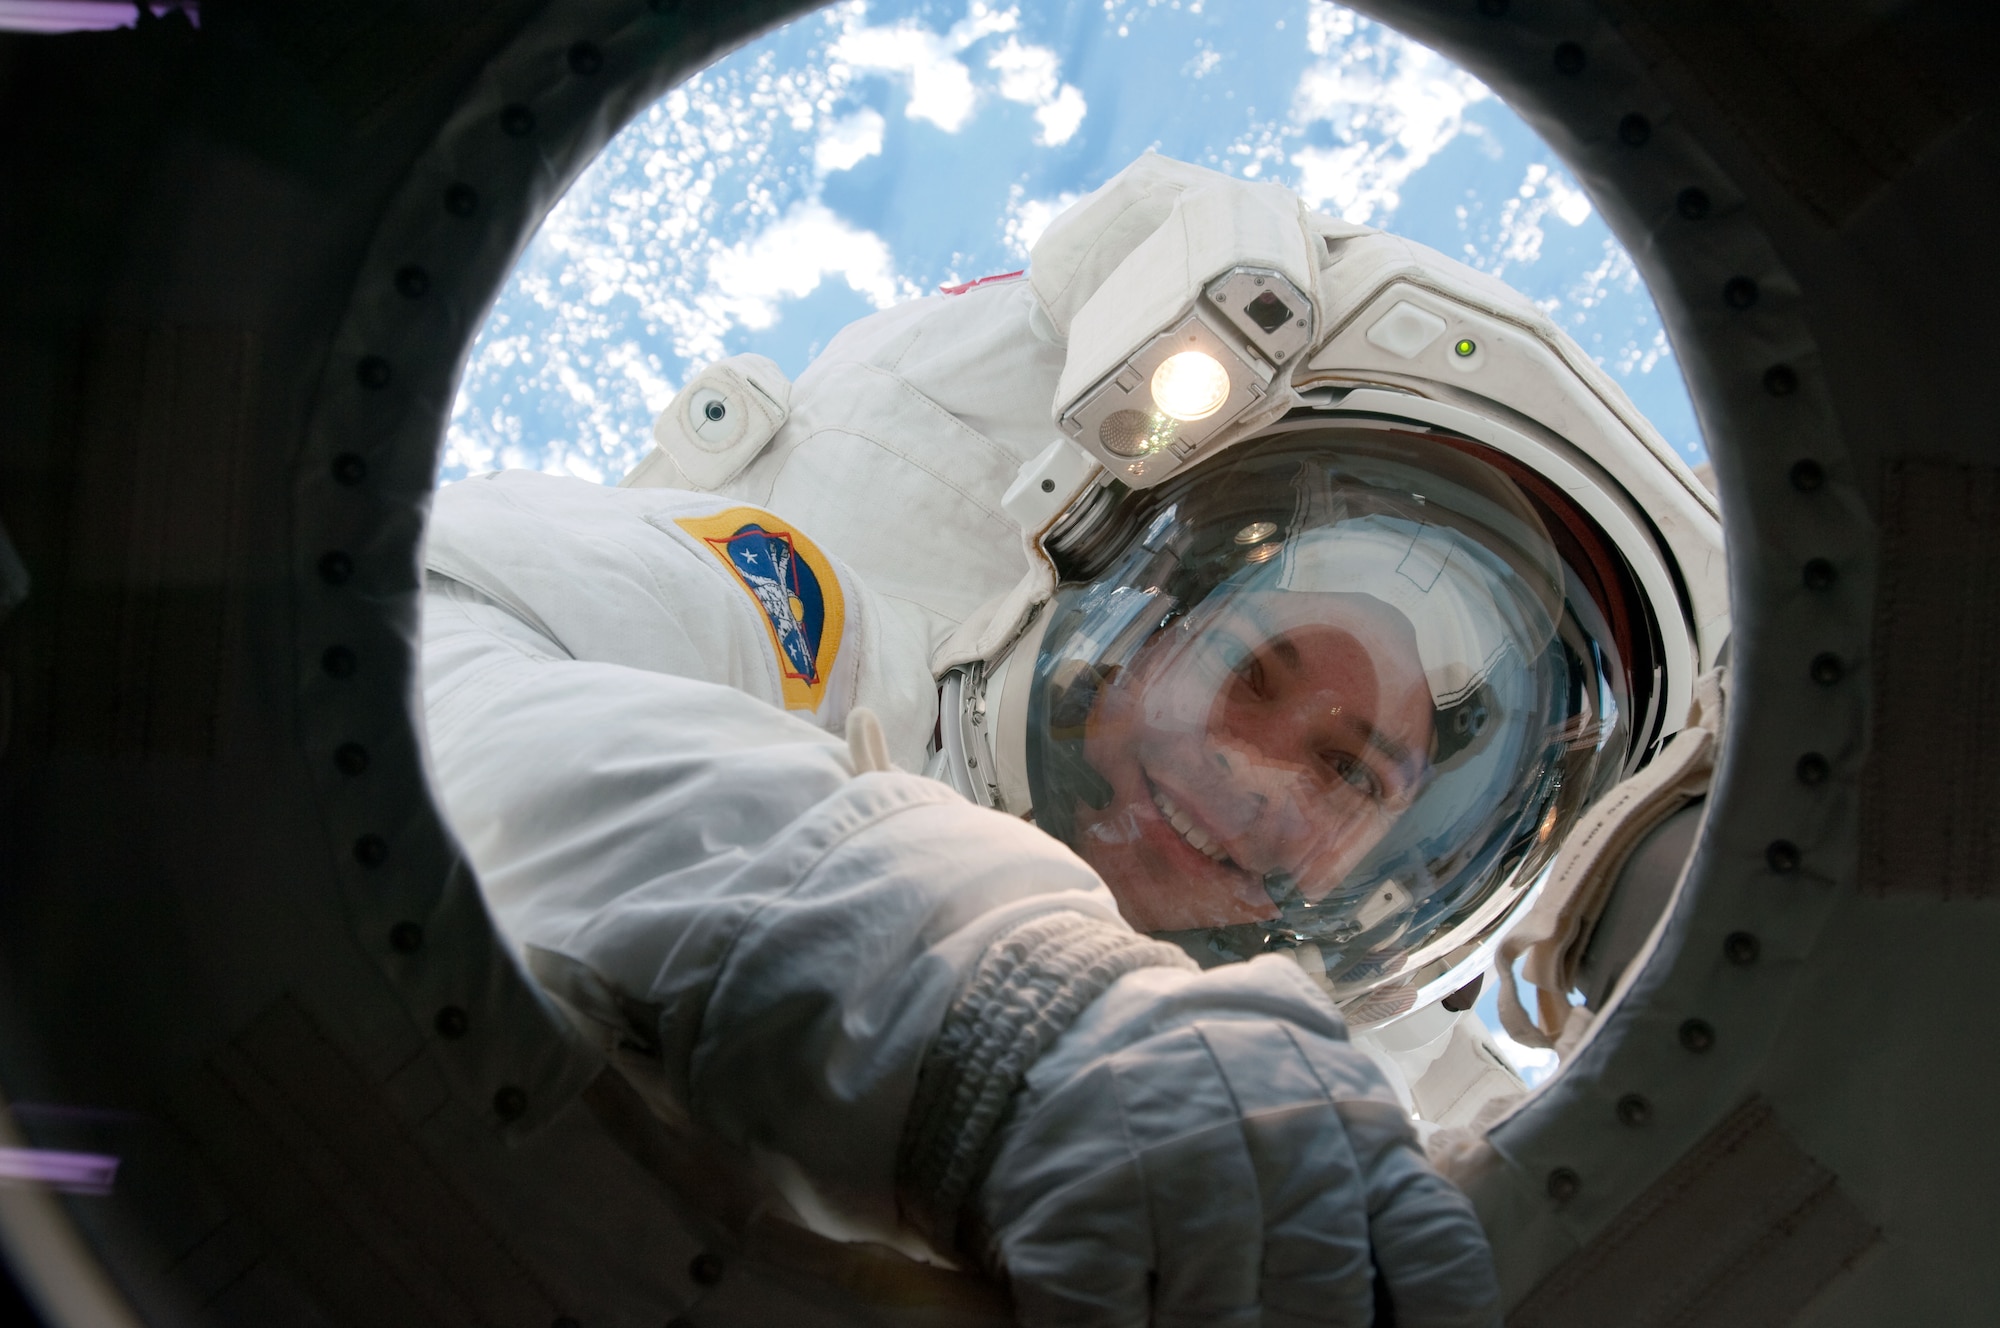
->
[895,909,1197,1253]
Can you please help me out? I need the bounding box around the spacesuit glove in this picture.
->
[975,955,1500,1328]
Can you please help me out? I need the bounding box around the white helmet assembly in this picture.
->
[930,158,1726,1027]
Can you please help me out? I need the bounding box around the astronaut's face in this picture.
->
[1075,591,1435,934]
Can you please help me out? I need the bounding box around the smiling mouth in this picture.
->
[1148,777,1241,870]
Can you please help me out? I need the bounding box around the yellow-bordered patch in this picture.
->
[678,507,846,711]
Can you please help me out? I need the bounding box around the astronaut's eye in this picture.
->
[1246,290,1293,334]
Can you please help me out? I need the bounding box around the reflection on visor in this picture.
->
[1026,428,1651,1016]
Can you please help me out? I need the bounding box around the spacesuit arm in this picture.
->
[421,541,1174,1240]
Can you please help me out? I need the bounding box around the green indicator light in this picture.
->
[1453,338,1477,358]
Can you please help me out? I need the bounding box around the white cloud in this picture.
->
[703,202,907,331]
[1279,19,1491,223]
[1036,84,1088,146]
[988,35,1057,104]
[1550,174,1594,226]
[989,36,1088,146]
[829,4,1023,135]
[1003,187,1081,259]
[814,106,885,172]
[831,22,981,131]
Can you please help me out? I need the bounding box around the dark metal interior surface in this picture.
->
[1,1,1994,1324]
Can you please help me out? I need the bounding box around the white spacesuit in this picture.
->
[420,153,1725,1325]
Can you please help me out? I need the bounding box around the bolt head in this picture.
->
[435,1006,470,1039]
[1679,1018,1716,1053]
[567,41,603,75]
[1795,752,1830,786]
[332,452,367,485]
[1790,458,1826,492]
[1723,276,1759,310]
[444,183,478,217]
[1763,363,1798,396]
[321,645,357,679]
[355,356,393,390]
[1616,1093,1653,1127]
[353,834,388,868]
[334,742,370,776]
[1724,931,1761,965]
[389,921,423,954]
[1801,558,1836,591]
[500,104,535,138]
[1675,187,1711,220]
[1618,113,1652,146]
[1546,1167,1581,1201]
[493,1085,528,1121]
[318,550,353,586]
[1765,840,1801,874]
[394,265,430,299]
[689,1253,725,1286]
[1809,652,1844,686]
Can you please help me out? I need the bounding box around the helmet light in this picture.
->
[1150,351,1232,422]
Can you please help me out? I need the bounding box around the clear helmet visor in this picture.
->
[1027,425,1653,1015]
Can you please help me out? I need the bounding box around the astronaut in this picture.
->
[420,153,1725,1325]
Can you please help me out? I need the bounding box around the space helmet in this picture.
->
[939,408,1707,1025]
[928,204,1724,1025]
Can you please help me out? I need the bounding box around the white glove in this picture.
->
[903,919,1499,1327]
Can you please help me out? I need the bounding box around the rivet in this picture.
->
[689,1253,725,1286]
[500,104,535,137]
[1675,187,1711,220]
[1552,42,1585,75]
[321,645,357,679]
[1802,558,1836,591]
[334,742,370,776]
[1679,1018,1715,1053]
[493,1085,528,1121]
[1616,1093,1652,1127]
[1617,113,1651,146]
[1040,478,1056,493]
[318,550,353,585]
[1546,1167,1580,1202]
[1763,363,1797,396]
[567,41,602,75]
[435,1006,470,1039]
[1796,751,1830,785]
[332,452,368,485]
[444,182,478,217]
[356,356,393,390]
[394,265,430,299]
[353,834,388,868]
[1724,931,1760,965]
[1765,839,1801,874]
[1476,0,1509,15]
[389,921,423,954]
[1809,652,1844,686]
[1722,276,1759,310]
[1790,458,1825,492]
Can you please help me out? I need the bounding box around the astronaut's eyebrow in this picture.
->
[1269,633,1303,673]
